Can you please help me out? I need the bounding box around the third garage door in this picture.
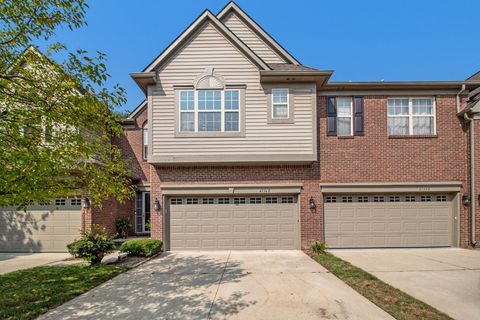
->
[168,195,299,250]
[324,194,454,248]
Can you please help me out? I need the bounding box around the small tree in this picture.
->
[0,1,134,206]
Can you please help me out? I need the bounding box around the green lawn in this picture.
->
[312,252,453,320]
[0,264,128,320]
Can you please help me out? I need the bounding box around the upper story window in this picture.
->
[179,89,240,133]
[387,97,435,136]
[326,96,364,137]
[142,122,148,160]
[336,97,353,136]
[271,88,289,119]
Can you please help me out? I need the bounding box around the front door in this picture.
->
[135,192,151,234]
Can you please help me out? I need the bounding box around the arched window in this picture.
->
[142,122,148,160]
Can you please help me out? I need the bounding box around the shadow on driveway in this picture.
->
[41,251,255,319]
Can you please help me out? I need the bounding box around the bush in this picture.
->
[115,218,132,238]
[67,225,115,265]
[310,241,327,255]
[120,239,163,257]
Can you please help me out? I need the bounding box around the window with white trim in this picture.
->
[387,97,435,135]
[336,97,353,136]
[271,88,289,119]
[142,122,148,160]
[179,89,240,132]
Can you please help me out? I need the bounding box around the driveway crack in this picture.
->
[207,251,230,320]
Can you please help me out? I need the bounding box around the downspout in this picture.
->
[464,112,477,246]
[456,84,467,113]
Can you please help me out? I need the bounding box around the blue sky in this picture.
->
[37,0,480,113]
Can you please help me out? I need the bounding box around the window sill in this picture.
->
[175,131,245,138]
[388,135,437,139]
[267,118,295,124]
[337,136,355,139]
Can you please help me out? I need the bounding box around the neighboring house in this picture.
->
[2,2,480,252]
[0,47,131,253]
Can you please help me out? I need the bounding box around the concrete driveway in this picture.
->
[330,248,480,320]
[0,252,70,275]
[41,251,392,320]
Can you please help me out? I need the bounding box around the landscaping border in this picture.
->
[309,251,453,320]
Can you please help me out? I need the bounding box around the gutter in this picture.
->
[464,112,477,246]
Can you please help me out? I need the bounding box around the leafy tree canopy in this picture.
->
[0,0,134,207]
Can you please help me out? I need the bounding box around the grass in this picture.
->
[312,252,453,320]
[0,264,128,320]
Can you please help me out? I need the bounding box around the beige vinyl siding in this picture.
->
[150,22,315,163]
[222,12,286,64]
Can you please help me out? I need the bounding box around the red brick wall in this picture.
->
[116,95,475,249]
[82,197,135,236]
[473,119,480,246]
[319,95,470,248]
[113,106,150,185]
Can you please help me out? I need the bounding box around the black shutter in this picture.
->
[327,97,337,136]
[353,96,364,136]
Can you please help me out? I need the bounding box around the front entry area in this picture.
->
[166,195,299,250]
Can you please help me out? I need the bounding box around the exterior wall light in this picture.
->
[154,197,161,211]
[82,196,90,209]
[462,194,470,206]
[309,197,316,210]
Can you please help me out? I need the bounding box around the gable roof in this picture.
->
[268,63,319,72]
[142,9,271,72]
[128,100,147,119]
[467,70,480,82]
[217,1,300,65]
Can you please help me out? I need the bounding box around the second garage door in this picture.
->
[168,195,299,250]
[324,194,454,248]
[0,200,82,252]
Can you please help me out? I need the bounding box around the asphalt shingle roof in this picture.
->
[268,63,319,72]
[466,71,480,81]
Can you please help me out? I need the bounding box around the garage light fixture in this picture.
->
[154,197,161,211]
[462,194,470,206]
[82,196,90,209]
[309,197,316,210]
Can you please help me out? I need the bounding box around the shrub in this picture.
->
[67,225,115,265]
[310,241,328,255]
[115,218,132,238]
[120,239,163,257]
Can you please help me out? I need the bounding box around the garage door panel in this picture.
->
[0,207,81,252]
[372,223,387,232]
[169,196,298,250]
[325,194,453,248]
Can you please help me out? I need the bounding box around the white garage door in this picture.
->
[324,194,454,248]
[0,200,82,252]
[168,195,299,250]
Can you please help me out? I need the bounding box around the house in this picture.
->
[2,2,479,252]
[120,1,480,251]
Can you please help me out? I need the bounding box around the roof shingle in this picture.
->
[268,63,319,72]
[467,71,480,81]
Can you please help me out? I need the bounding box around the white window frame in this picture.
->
[271,88,289,119]
[179,89,240,133]
[336,97,353,136]
[387,97,436,136]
